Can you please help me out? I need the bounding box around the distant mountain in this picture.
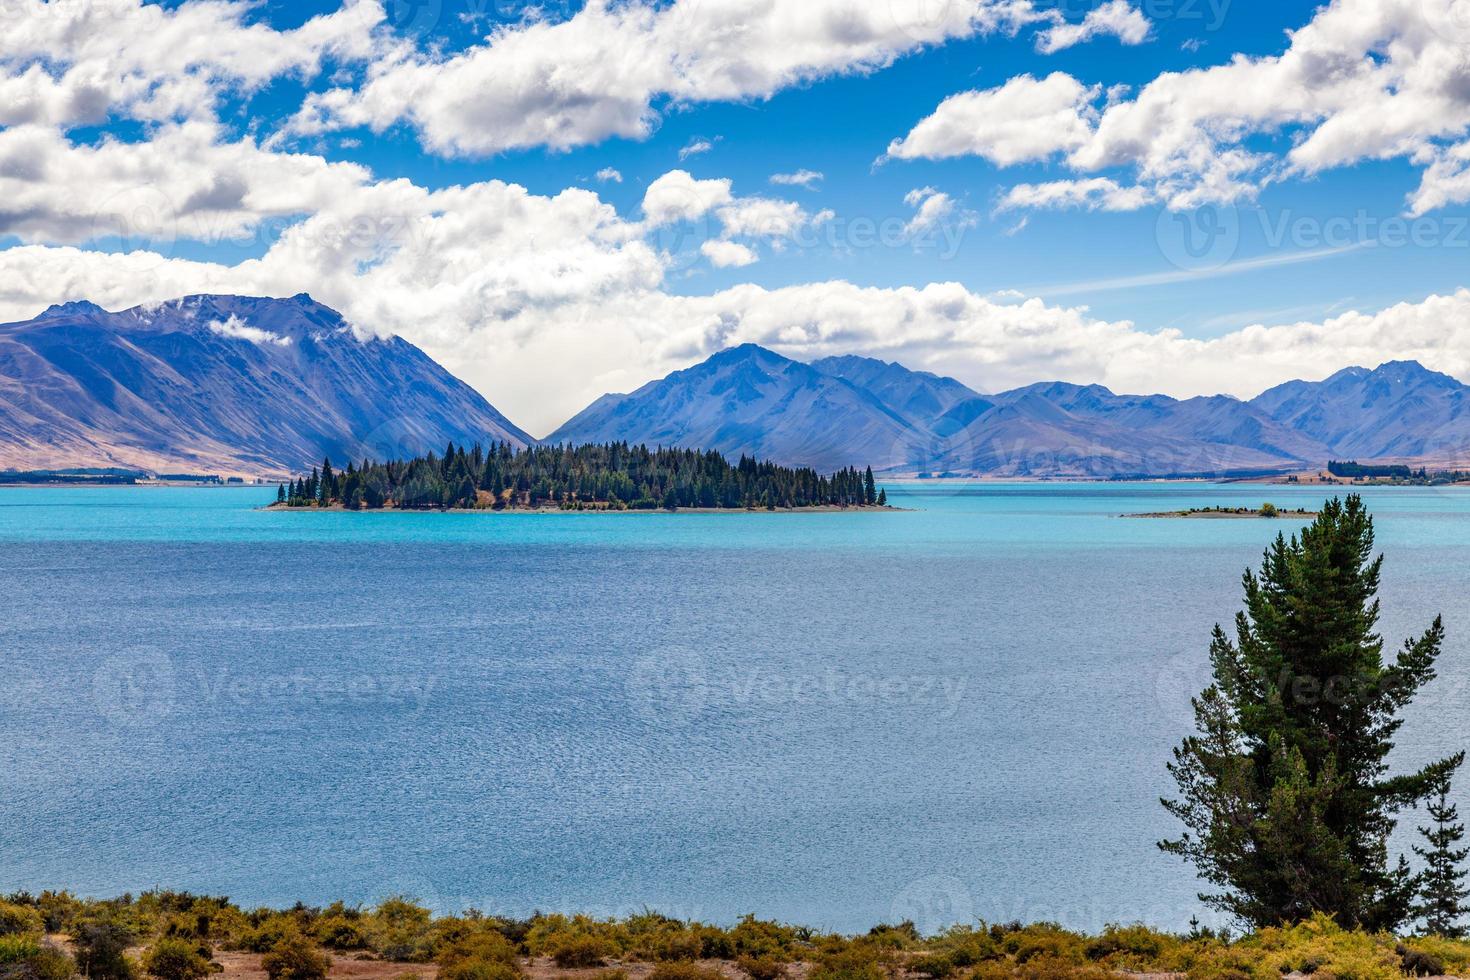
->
[0,294,530,476]
[549,345,1470,477]
[547,344,927,472]
[11,301,1470,480]
[1251,360,1470,464]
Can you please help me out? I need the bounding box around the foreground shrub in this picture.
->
[808,946,890,980]
[142,939,214,980]
[646,963,725,980]
[734,955,785,980]
[550,937,614,969]
[1081,924,1179,968]
[0,938,41,966]
[71,920,137,980]
[313,917,367,952]
[0,944,74,980]
[908,953,954,978]
[261,935,330,980]
[0,908,43,941]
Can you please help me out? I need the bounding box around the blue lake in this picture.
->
[3,482,1470,934]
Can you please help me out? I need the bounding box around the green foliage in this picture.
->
[548,936,614,969]
[735,955,786,980]
[312,915,366,951]
[0,943,74,980]
[281,443,885,512]
[1161,496,1464,930]
[260,935,329,980]
[645,964,725,980]
[71,919,137,980]
[0,907,43,939]
[1412,780,1470,937]
[0,938,41,965]
[141,939,213,980]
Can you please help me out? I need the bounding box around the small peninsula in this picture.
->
[271,442,892,512]
[1127,503,1318,519]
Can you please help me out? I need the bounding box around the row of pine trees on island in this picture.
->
[276,442,888,511]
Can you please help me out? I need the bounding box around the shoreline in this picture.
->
[262,503,908,515]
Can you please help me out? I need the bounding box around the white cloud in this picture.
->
[701,240,759,267]
[595,167,623,183]
[641,170,734,226]
[679,138,717,160]
[208,314,292,347]
[885,72,1100,165]
[1035,0,1150,53]
[0,122,370,244]
[0,0,385,128]
[285,0,1057,156]
[995,177,1155,212]
[901,187,977,242]
[892,0,1470,214]
[640,169,828,244]
[770,169,824,189]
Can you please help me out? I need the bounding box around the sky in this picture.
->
[7,0,1470,435]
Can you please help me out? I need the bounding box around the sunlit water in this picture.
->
[3,482,1469,933]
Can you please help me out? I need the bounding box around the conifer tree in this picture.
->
[864,466,877,506]
[1414,779,1470,937]
[1161,495,1463,930]
[276,483,286,504]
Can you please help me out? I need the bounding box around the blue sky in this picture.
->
[5,0,1470,433]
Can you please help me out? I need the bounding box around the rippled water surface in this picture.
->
[4,482,1469,932]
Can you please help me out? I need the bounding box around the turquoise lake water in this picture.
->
[3,482,1470,933]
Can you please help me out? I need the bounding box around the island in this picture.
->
[1127,503,1318,519]
[270,441,892,512]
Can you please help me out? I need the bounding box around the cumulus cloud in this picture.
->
[891,0,1470,214]
[0,0,385,127]
[208,314,292,346]
[994,177,1155,212]
[0,122,370,244]
[1035,0,1150,53]
[284,0,1058,156]
[701,240,759,268]
[770,169,824,189]
[595,167,623,183]
[640,169,829,244]
[885,73,1100,165]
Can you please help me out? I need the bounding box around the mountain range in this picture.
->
[551,344,1470,477]
[4,293,1470,478]
[0,294,529,476]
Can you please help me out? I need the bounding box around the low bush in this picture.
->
[0,938,41,965]
[908,953,955,978]
[646,963,725,980]
[0,907,43,939]
[734,955,785,980]
[142,938,215,980]
[261,935,331,980]
[550,937,615,970]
